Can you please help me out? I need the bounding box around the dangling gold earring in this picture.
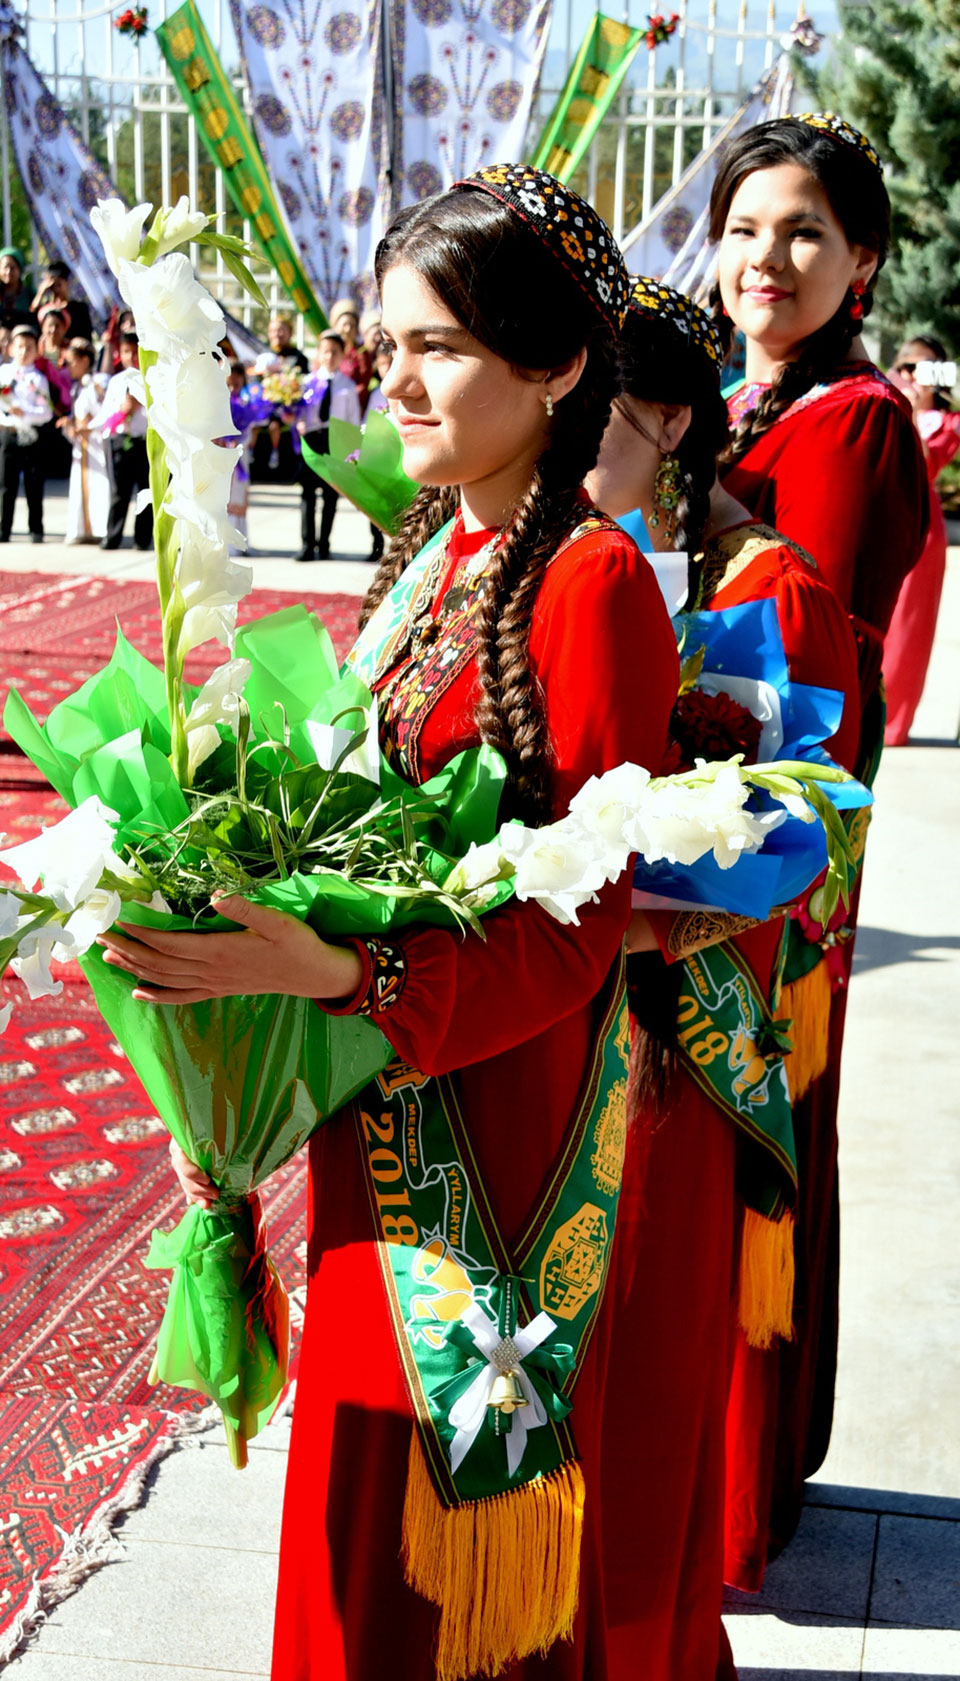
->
[649,453,682,542]
[544,392,554,418]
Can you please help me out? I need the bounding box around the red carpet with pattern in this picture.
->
[0,778,312,1653]
[0,571,361,769]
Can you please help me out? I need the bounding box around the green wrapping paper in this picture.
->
[5,607,511,1460]
[301,410,418,535]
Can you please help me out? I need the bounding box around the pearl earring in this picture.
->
[545,393,554,418]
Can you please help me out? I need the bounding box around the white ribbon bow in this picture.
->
[447,1302,557,1477]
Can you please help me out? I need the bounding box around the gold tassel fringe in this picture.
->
[738,1207,796,1349]
[402,1431,585,1681]
[781,961,833,1102]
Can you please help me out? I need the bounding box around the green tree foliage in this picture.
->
[818,0,960,356]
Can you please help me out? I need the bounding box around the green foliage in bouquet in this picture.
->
[3,609,512,1464]
[301,409,419,536]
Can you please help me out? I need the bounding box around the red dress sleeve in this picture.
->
[358,533,679,1075]
[724,387,928,638]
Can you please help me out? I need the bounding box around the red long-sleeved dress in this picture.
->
[600,523,860,1681]
[883,407,960,745]
[270,513,679,1681]
[720,366,927,1587]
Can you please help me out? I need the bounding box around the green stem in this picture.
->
[138,343,189,788]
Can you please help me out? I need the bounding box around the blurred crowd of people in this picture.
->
[0,247,394,562]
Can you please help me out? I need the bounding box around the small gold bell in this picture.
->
[487,1369,528,1414]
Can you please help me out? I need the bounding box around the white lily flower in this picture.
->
[55,888,123,959]
[0,999,12,1034]
[567,762,653,879]
[624,765,785,871]
[776,790,816,822]
[11,928,73,999]
[91,197,152,276]
[0,797,124,907]
[146,890,173,914]
[443,839,514,908]
[151,195,209,258]
[0,890,21,939]
[146,351,235,446]
[119,252,224,356]
[185,658,251,773]
[498,819,610,925]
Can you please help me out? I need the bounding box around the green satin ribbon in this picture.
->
[429,1317,577,1434]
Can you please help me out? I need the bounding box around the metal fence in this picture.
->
[4,0,817,336]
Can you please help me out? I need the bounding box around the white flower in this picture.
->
[0,890,21,939]
[443,839,515,907]
[0,999,12,1034]
[146,351,235,448]
[146,890,173,914]
[174,528,252,655]
[119,252,224,356]
[567,762,653,878]
[150,195,209,259]
[11,928,73,999]
[54,888,123,959]
[498,820,611,926]
[91,197,152,276]
[185,658,251,774]
[0,797,124,908]
[625,764,785,870]
[776,790,816,822]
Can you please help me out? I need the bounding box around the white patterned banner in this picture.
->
[0,5,120,330]
[392,0,551,205]
[230,0,388,313]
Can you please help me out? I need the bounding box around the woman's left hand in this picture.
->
[96,894,364,1005]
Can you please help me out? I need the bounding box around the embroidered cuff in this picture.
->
[319,936,408,1018]
[665,910,761,961]
[357,937,408,1015]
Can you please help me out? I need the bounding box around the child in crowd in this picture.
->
[36,306,73,477]
[60,338,110,544]
[0,322,53,541]
[98,329,152,550]
[295,328,360,562]
[364,340,393,415]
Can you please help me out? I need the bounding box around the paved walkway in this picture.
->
[3,484,959,1679]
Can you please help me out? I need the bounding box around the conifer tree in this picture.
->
[818,0,960,355]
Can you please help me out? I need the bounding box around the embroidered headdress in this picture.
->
[455,163,630,332]
[793,111,883,176]
[627,276,724,371]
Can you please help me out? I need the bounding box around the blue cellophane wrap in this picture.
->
[632,598,872,919]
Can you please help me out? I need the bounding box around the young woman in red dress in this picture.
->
[101,169,679,1679]
[706,115,928,1590]
[883,335,960,745]
[585,278,860,1681]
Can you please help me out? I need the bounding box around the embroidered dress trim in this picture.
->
[696,522,818,601]
[357,938,408,1015]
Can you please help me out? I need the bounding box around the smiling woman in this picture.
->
[705,115,928,1600]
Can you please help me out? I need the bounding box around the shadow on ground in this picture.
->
[851,927,960,974]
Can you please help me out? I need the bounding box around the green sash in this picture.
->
[678,940,797,1218]
[354,959,629,1505]
[346,521,454,689]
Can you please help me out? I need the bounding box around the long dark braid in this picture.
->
[707,117,890,467]
[474,331,617,823]
[360,189,620,824]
